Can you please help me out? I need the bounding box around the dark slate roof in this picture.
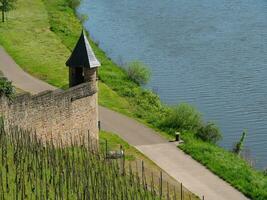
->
[66,31,100,68]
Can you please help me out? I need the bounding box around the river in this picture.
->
[78,0,267,169]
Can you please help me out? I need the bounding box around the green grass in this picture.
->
[14,87,24,94]
[98,82,133,116]
[180,133,267,200]
[42,0,82,50]
[0,0,69,88]
[0,0,266,199]
[100,131,170,169]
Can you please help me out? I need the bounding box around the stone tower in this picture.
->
[0,31,101,146]
[66,30,101,143]
[66,30,101,88]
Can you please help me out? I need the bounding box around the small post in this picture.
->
[167,182,170,200]
[121,145,125,176]
[159,171,163,199]
[175,132,180,142]
[135,161,139,181]
[202,195,205,200]
[98,121,101,130]
[151,172,155,197]
[105,139,108,159]
[181,183,183,200]
[141,160,144,185]
[173,186,177,200]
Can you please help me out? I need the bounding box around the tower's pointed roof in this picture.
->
[66,30,100,68]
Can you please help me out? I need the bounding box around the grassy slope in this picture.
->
[43,0,168,126]
[181,133,267,199]
[43,2,267,199]
[0,0,266,199]
[99,83,132,116]
[0,1,196,198]
[0,0,69,88]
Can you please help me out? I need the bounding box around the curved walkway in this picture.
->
[0,46,249,200]
[0,47,56,93]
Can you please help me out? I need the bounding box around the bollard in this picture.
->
[175,132,180,142]
[181,183,183,200]
[98,120,101,130]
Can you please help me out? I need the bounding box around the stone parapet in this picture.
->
[0,82,98,146]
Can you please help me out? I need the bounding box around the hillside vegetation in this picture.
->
[0,120,159,199]
[0,0,266,199]
[43,1,267,199]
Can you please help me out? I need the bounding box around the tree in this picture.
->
[126,61,151,85]
[233,130,247,156]
[0,0,17,22]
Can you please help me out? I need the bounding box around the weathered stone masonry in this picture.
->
[0,82,98,145]
[0,30,100,145]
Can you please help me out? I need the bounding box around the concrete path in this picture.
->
[0,46,249,200]
[0,47,56,94]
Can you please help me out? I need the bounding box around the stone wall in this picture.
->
[0,82,98,145]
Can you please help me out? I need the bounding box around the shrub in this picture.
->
[233,131,246,155]
[0,0,17,22]
[196,122,222,144]
[0,77,15,100]
[126,61,151,85]
[161,103,203,132]
[67,0,80,9]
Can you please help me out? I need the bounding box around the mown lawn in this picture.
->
[99,82,133,116]
[0,0,266,199]
[0,0,69,88]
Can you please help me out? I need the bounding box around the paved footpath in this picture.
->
[0,46,249,200]
[0,47,56,93]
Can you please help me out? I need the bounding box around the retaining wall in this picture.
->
[0,82,98,145]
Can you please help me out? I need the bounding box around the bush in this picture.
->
[233,131,246,155]
[196,122,222,144]
[67,0,80,9]
[0,77,15,100]
[161,103,203,132]
[126,61,151,85]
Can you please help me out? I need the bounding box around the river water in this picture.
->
[78,0,267,169]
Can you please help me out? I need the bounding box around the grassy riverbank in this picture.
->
[0,0,266,199]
